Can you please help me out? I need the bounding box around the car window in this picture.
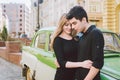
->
[103,33,120,51]
[48,33,53,52]
[35,32,46,49]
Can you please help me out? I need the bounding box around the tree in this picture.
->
[1,25,8,41]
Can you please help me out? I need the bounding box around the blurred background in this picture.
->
[0,0,120,39]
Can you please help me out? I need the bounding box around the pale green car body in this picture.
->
[21,27,120,80]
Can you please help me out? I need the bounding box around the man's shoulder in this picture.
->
[91,26,102,34]
[89,26,103,38]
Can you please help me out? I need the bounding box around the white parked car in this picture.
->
[21,27,120,80]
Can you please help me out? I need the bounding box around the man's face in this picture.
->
[69,17,84,33]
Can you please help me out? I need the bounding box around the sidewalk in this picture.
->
[0,57,24,80]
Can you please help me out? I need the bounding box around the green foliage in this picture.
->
[1,25,8,41]
[0,33,2,41]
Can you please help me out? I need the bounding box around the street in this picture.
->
[0,57,24,80]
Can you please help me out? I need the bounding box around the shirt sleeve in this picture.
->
[91,29,104,69]
[53,37,67,68]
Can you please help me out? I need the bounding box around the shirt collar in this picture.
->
[77,32,83,38]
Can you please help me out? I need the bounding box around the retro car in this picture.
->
[21,27,120,80]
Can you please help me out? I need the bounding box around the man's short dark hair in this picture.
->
[67,6,88,22]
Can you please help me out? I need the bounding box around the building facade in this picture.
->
[78,0,120,33]
[78,0,103,28]
[0,5,3,32]
[25,6,32,38]
[103,0,120,33]
[31,0,38,31]
[38,0,120,33]
[40,0,78,27]
[28,0,40,37]
[0,3,25,36]
[39,0,103,28]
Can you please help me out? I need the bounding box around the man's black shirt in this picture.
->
[76,25,104,80]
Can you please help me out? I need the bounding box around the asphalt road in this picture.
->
[0,57,25,80]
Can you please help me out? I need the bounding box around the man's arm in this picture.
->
[84,66,99,80]
[55,59,93,69]
[84,29,104,80]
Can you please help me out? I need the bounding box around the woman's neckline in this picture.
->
[58,36,73,41]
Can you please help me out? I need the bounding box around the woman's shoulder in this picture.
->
[53,37,63,46]
[55,36,61,40]
[54,37,62,42]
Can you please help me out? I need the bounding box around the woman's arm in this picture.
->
[53,38,67,67]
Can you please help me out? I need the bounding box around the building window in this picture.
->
[20,14,22,17]
[49,33,53,51]
[35,33,46,49]
[89,5,96,12]
[89,2,101,13]
[20,24,22,26]
[20,5,22,8]
[4,5,6,8]
[20,19,22,21]
[4,10,6,12]
[20,10,22,12]
[20,28,22,31]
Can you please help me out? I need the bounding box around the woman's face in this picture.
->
[62,21,72,35]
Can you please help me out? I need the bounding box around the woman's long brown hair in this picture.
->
[50,13,68,49]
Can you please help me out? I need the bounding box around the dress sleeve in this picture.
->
[53,37,67,68]
[91,30,104,69]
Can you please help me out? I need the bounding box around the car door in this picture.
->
[21,30,56,80]
[100,32,120,80]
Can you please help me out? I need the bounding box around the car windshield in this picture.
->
[103,32,120,52]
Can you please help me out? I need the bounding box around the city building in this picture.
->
[39,0,103,28]
[78,0,103,28]
[40,0,78,27]
[78,0,120,33]
[30,0,39,32]
[0,5,3,32]
[0,5,9,33]
[0,3,25,36]
[25,6,32,38]
[1,0,120,38]
[87,0,103,28]
[103,0,120,33]
[38,0,120,33]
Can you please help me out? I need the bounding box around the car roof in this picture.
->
[98,28,115,34]
[38,26,116,34]
[38,26,56,32]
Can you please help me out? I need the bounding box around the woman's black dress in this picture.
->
[53,37,78,80]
